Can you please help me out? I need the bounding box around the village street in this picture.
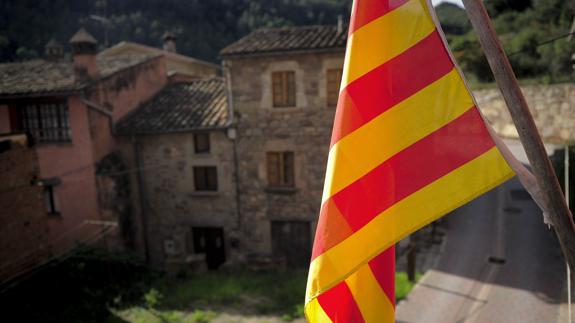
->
[396,176,569,323]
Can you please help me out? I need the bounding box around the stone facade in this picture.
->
[127,130,238,268]
[0,135,50,283]
[476,83,575,144]
[225,52,344,265]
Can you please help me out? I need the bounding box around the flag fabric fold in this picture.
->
[305,0,515,321]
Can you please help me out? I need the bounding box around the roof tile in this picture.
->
[220,25,347,57]
[115,77,229,135]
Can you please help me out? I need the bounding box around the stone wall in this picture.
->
[133,130,238,266]
[0,138,50,283]
[226,51,344,261]
[475,83,575,143]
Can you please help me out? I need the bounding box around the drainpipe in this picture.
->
[80,97,116,135]
[133,135,151,263]
[223,60,242,230]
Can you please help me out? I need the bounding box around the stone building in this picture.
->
[0,134,49,283]
[220,25,346,268]
[0,28,218,281]
[99,33,220,82]
[115,78,236,269]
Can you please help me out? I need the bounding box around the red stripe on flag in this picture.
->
[312,108,494,259]
[349,0,410,33]
[369,246,396,306]
[331,31,453,147]
[317,281,366,323]
[334,107,494,231]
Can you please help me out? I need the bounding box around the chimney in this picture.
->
[69,28,99,82]
[337,15,344,34]
[162,32,177,53]
[45,38,64,61]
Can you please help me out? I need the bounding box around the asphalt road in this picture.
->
[396,177,569,323]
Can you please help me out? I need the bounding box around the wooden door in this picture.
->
[271,221,311,268]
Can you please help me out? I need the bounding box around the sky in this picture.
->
[432,0,464,7]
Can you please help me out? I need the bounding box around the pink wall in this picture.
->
[88,56,168,163]
[35,96,101,251]
[1,57,168,256]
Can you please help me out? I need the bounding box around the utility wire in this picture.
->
[506,31,575,57]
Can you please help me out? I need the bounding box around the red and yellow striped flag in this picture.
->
[305,0,515,321]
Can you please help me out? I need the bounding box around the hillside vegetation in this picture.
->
[0,0,574,83]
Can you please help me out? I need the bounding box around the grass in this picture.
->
[114,270,422,322]
[395,271,423,302]
[1,246,424,322]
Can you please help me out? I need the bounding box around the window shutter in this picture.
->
[194,133,211,153]
[267,152,280,186]
[286,72,296,107]
[284,152,295,186]
[272,72,284,107]
[327,68,343,107]
[194,167,206,190]
[207,167,218,191]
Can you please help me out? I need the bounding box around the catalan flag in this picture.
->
[305,0,516,321]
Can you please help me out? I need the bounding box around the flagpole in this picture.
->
[462,0,575,270]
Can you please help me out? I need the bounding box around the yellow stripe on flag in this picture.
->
[345,265,395,323]
[308,147,514,299]
[322,68,474,203]
[305,298,332,323]
[341,0,435,89]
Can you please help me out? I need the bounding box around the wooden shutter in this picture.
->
[327,68,343,107]
[283,152,295,186]
[286,71,296,107]
[194,167,207,190]
[267,152,281,186]
[206,167,218,191]
[272,71,296,107]
[272,72,284,107]
[194,133,211,153]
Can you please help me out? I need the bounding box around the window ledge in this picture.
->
[265,187,298,194]
[189,191,220,197]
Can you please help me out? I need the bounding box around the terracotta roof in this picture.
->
[220,25,347,57]
[115,77,229,135]
[0,55,156,98]
[100,41,220,70]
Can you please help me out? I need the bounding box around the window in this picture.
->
[326,68,343,107]
[18,102,71,143]
[272,71,296,107]
[267,151,295,187]
[194,132,211,153]
[194,166,218,191]
[44,185,60,216]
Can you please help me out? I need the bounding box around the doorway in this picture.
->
[271,221,311,268]
[191,227,226,270]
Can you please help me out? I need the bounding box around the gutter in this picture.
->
[80,96,117,137]
[220,47,345,60]
[133,135,151,263]
[223,59,242,230]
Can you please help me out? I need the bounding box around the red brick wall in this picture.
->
[0,141,51,283]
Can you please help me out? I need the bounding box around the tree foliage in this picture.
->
[438,0,575,83]
[0,0,350,63]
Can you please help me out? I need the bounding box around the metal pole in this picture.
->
[462,0,575,270]
[566,145,572,322]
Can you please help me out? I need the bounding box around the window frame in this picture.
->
[194,132,211,154]
[326,68,343,107]
[266,151,295,188]
[193,166,218,192]
[271,71,296,108]
[16,100,72,144]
